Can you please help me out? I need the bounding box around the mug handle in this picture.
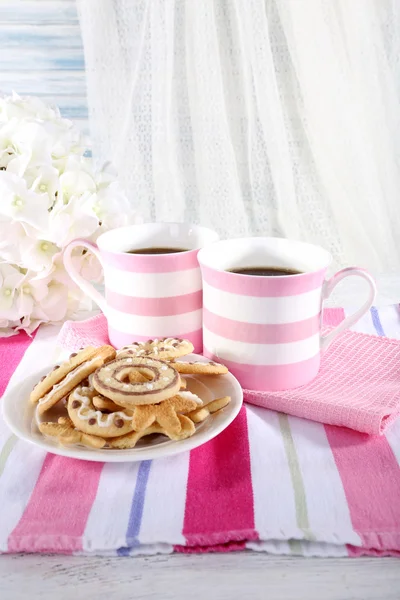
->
[320,267,376,352]
[63,239,107,313]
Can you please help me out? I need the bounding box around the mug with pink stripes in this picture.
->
[63,223,219,351]
[198,237,376,391]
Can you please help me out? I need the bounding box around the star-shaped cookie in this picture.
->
[131,392,201,434]
[39,416,106,449]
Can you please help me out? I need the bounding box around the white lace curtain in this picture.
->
[77,0,400,274]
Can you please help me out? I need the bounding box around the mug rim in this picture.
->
[96,222,219,255]
[197,236,332,278]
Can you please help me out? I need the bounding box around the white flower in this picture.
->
[0,320,18,337]
[81,182,141,231]
[48,251,74,286]
[0,217,43,267]
[0,219,27,264]
[2,151,32,179]
[16,271,49,317]
[58,165,96,205]
[0,92,61,123]
[0,93,141,336]
[94,161,119,188]
[10,120,59,165]
[7,161,59,201]
[0,263,24,320]
[0,171,50,232]
[31,279,68,323]
[31,165,60,201]
[19,238,58,272]
[48,193,99,247]
[18,271,67,321]
[0,119,20,169]
[0,93,85,156]
[0,94,87,179]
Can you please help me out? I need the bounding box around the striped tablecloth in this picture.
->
[0,306,400,556]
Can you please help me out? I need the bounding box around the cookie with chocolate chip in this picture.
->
[116,337,193,361]
[31,346,116,416]
[171,360,228,375]
[108,414,196,449]
[67,384,135,438]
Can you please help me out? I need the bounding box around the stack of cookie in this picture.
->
[31,338,231,450]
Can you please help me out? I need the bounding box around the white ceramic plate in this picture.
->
[2,353,243,462]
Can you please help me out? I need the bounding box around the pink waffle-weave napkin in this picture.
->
[57,308,400,435]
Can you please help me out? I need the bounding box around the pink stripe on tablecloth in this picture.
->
[175,540,248,553]
[200,264,326,297]
[325,426,400,552]
[8,455,103,553]
[203,309,321,343]
[0,331,36,397]
[181,407,257,547]
[322,307,400,552]
[106,289,202,316]
[102,248,200,273]
[347,545,400,557]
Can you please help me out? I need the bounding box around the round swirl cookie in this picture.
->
[92,356,181,406]
[91,373,187,413]
[116,338,193,361]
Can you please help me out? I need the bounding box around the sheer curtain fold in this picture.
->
[77,0,400,273]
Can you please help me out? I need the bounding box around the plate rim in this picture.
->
[1,353,243,462]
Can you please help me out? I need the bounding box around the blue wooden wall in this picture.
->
[0,0,88,135]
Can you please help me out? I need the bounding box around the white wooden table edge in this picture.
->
[1,552,400,600]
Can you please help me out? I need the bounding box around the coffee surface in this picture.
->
[228,266,302,276]
[127,247,189,254]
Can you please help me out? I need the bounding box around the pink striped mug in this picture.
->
[198,237,376,391]
[63,223,219,351]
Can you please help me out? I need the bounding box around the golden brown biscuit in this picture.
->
[93,356,181,406]
[31,346,115,404]
[131,391,202,434]
[92,395,122,412]
[67,385,135,438]
[187,396,231,423]
[172,360,228,375]
[92,375,186,412]
[108,414,195,449]
[72,369,152,414]
[116,338,193,361]
[39,416,106,449]
[35,346,116,416]
[100,365,185,393]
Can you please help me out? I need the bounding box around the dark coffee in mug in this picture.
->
[228,266,302,277]
[127,247,189,254]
